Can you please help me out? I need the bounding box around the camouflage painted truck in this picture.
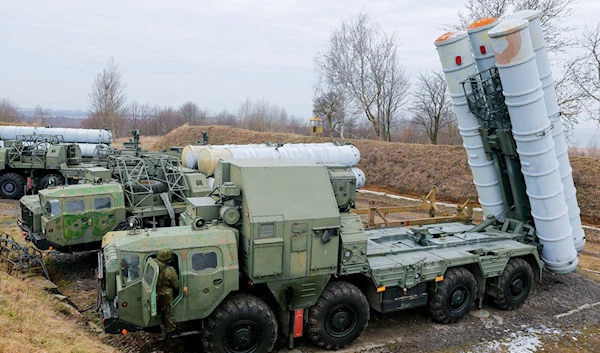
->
[98,159,544,352]
[0,134,107,199]
[18,153,212,252]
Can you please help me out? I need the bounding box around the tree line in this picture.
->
[314,0,600,144]
[3,0,599,146]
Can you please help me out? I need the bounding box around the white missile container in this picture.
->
[0,126,112,144]
[506,10,585,252]
[78,143,110,157]
[434,31,506,219]
[181,144,269,168]
[467,18,499,79]
[277,144,360,167]
[488,19,578,273]
[350,167,366,189]
[196,143,361,176]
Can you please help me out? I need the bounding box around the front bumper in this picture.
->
[17,219,59,251]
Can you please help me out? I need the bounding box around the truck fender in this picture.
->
[266,275,331,311]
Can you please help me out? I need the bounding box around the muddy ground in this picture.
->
[1,192,599,353]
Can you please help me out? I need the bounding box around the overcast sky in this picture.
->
[1,0,599,145]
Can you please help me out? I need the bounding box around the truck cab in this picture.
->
[99,224,239,334]
[20,183,126,252]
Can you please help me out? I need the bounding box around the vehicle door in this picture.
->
[62,198,91,242]
[141,257,160,326]
[91,195,119,239]
[186,248,224,315]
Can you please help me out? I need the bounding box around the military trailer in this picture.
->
[99,159,544,352]
[18,153,212,252]
[0,134,107,199]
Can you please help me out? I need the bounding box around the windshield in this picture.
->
[121,253,141,285]
[45,199,61,217]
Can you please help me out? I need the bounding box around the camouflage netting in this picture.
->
[155,125,600,225]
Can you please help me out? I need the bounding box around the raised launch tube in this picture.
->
[467,18,499,79]
[488,19,578,273]
[506,10,585,252]
[434,31,506,219]
[0,126,112,144]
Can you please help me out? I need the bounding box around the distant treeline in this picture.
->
[81,98,463,145]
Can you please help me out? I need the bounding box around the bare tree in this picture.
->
[213,109,237,126]
[178,101,208,125]
[236,98,290,133]
[312,89,347,138]
[0,98,22,123]
[316,12,410,141]
[87,57,128,137]
[410,71,455,144]
[456,0,577,54]
[126,101,141,130]
[154,106,182,135]
[568,22,600,124]
[33,105,51,126]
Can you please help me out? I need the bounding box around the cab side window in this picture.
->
[94,197,111,210]
[144,263,155,285]
[45,199,61,217]
[65,199,85,213]
[121,253,141,285]
[191,252,218,271]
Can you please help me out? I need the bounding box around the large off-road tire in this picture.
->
[307,281,370,350]
[37,173,65,190]
[493,258,534,310]
[202,294,278,353]
[123,179,168,193]
[428,267,477,324]
[0,173,26,199]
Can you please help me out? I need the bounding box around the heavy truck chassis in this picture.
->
[98,159,544,352]
[0,134,94,199]
[18,153,211,253]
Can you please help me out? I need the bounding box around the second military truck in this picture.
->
[99,159,544,352]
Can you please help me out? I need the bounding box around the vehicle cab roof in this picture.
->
[39,182,123,198]
[103,224,238,253]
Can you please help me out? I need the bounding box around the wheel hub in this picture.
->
[331,311,351,331]
[325,304,358,338]
[232,328,252,348]
[512,278,523,293]
[225,321,260,353]
[2,182,14,193]
[509,275,527,299]
[451,289,466,307]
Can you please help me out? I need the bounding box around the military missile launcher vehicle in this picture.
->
[18,153,212,252]
[96,13,589,352]
[0,134,110,199]
[98,159,544,352]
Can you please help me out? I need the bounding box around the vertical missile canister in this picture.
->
[434,31,505,219]
[488,19,578,273]
[506,10,585,252]
[467,18,499,79]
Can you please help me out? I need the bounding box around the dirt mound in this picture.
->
[155,125,600,225]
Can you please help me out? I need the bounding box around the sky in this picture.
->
[1,0,599,145]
